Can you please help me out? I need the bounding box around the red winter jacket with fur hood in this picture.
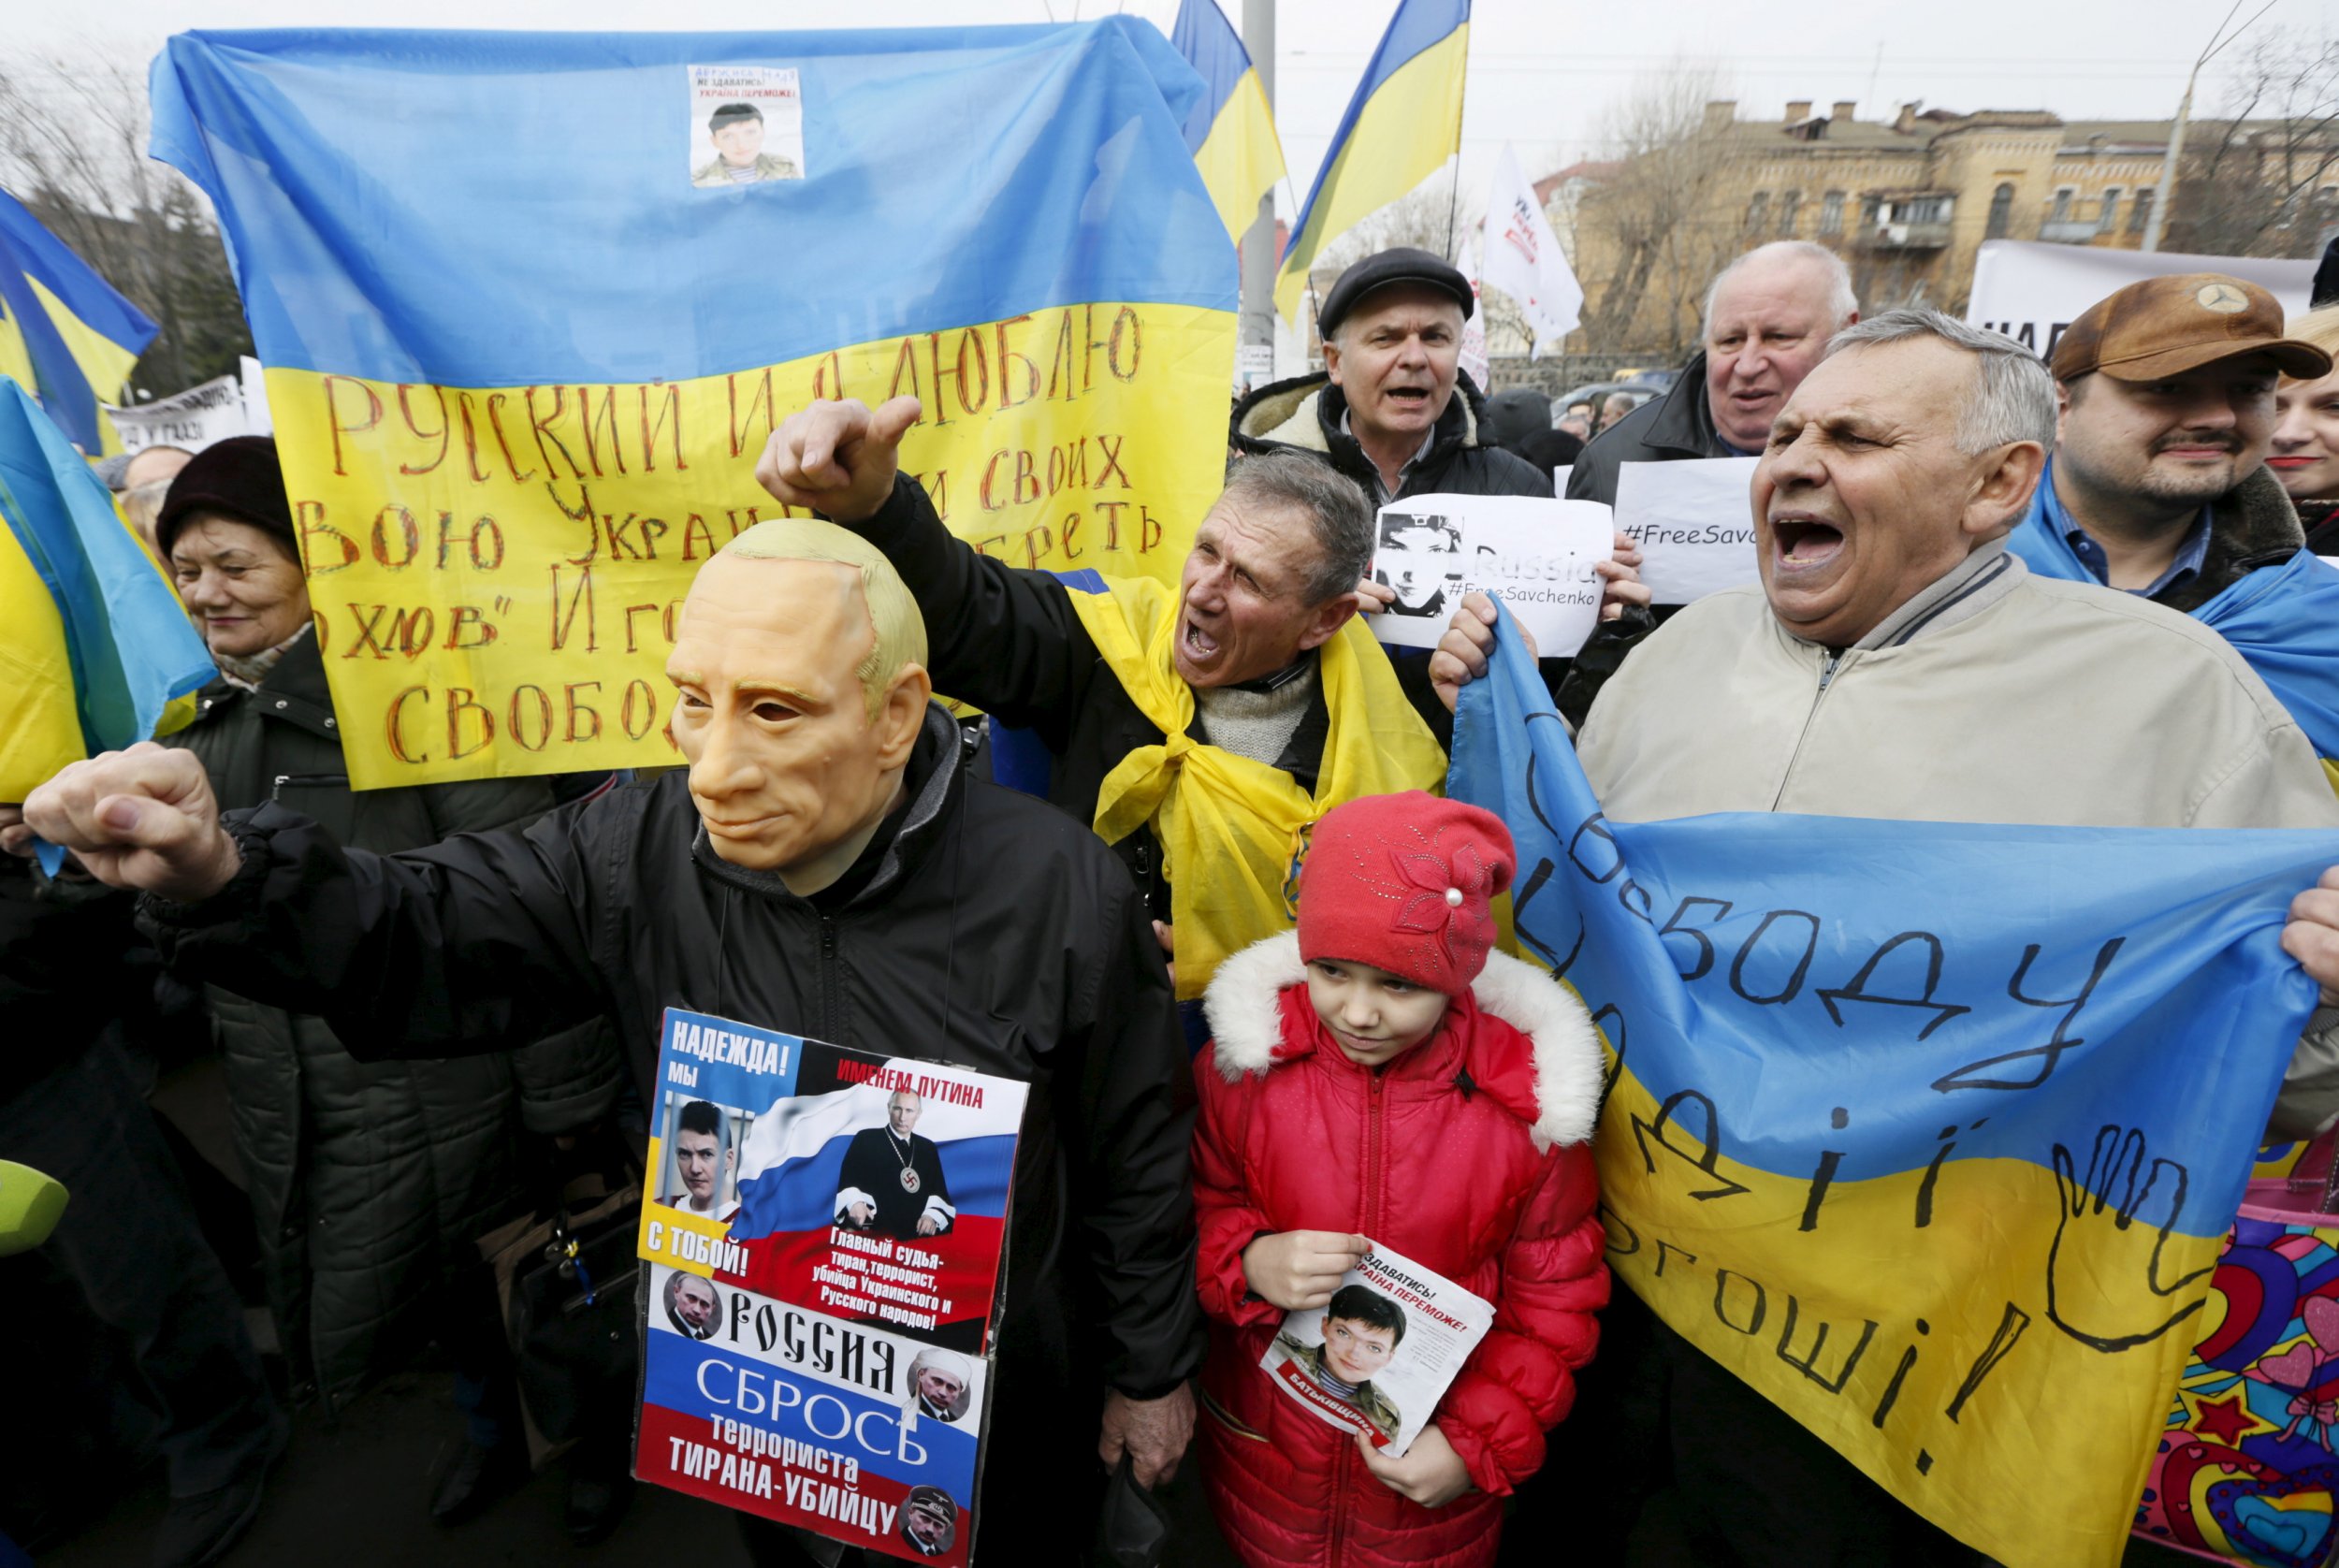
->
[1191,931,1608,1568]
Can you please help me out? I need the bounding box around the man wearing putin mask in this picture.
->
[13,517,1201,1564]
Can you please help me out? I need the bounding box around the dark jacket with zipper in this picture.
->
[160,631,618,1407]
[139,704,1204,1413]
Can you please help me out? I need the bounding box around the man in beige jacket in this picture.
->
[1436,307,2339,1566]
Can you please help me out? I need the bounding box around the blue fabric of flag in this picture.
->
[148,22,1227,387]
[1169,0,1253,151]
[0,190,156,453]
[1283,0,1468,254]
[0,376,212,758]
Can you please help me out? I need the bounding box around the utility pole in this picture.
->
[1236,0,1277,386]
[2143,0,2273,254]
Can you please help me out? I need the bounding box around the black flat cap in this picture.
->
[1317,247,1474,339]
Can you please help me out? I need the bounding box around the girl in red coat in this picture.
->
[1192,791,1607,1568]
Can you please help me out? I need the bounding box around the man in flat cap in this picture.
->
[2009,273,2339,757]
[1229,246,1649,724]
[692,101,799,187]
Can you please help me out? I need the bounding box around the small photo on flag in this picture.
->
[688,65,806,188]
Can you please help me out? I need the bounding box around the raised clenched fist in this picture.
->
[17,743,241,904]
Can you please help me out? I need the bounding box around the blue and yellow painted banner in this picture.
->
[1169,0,1287,243]
[1274,0,1469,324]
[0,189,155,458]
[1448,617,2339,1567]
[0,376,212,801]
[151,23,1236,789]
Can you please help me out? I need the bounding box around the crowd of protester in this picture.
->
[7,227,2339,1568]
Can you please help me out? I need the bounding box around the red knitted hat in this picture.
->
[1297,791,1516,995]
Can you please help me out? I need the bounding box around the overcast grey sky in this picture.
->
[11,0,2338,219]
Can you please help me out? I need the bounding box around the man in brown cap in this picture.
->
[2008,272,2332,609]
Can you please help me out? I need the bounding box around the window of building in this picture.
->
[1778,190,1801,235]
[2098,188,2122,234]
[1860,194,1882,228]
[2049,187,2074,224]
[1820,191,1845,234]
[1903,196,1951,225]
[2129,187,2154,234]
[1986,182,2013,239]
[1745,191,1769,232]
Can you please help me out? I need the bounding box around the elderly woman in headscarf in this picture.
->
[154,437,622,1529]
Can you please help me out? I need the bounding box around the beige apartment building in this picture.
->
[1562,98,2338,354]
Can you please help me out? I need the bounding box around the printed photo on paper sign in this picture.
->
[688,65,805,188]
[1259,1243,1493,1458]
[637,1009,1028,1356]
[636,1264,989,1565]
[1368,493,1613,658]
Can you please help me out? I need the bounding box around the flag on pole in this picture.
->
[0,375,213,801]
[1169,0,1287,243]
[0,190,156,457]
[1273,0,1470,324]
[1480,143,1582,356]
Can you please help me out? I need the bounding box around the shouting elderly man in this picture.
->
[1446,309,2339,1566]
[14,518,1200,1565]
[756,398,1451,1006]
[1566,240,1860,507]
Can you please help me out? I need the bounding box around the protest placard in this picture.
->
[635,1009,1025,1560]
[1613,457,1761,605]
[1966,240,2316,364]
[1259,1243,1492,1459]
[1369,494,1610,656]
[640,1263,989,1563]
[686,65,806,188]
[639,1010,1027,1349]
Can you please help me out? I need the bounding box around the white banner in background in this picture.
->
[1965,240,2317,363]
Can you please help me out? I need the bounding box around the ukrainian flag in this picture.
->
[0,189,156,457]
[0,376,213,801]
[1169,0,1287,243]
[1274,0,1469,323]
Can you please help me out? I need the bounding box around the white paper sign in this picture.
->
[103,374,248,455]
[1614,457,1762,605]
[1370,494,1611,657]
[1965,240,2315,364]
[1550,465,1571,498]
[686,65,806,188]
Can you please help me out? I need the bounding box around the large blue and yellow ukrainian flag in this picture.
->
[151,23,1235,791]
[0,376,212,802]
[1168,0,1287,243]
[1273,0,1469,323]
[1449,618,2339,1568]
[0,190,156,458]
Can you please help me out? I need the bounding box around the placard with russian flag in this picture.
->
[638,1009,1027,1355]
[639,1261,990,1563]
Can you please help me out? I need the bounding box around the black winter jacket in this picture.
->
[163,632,618,1407]
[1230,367,1547,503]
[139,704,1203,1403]
[1563,353,1737,507]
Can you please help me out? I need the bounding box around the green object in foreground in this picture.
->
[0,1160,67,1256]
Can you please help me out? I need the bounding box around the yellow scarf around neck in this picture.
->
[1066,575,1447,1000]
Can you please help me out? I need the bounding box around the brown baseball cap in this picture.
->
[2050,272,2332,383]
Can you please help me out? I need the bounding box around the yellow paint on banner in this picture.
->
[1600,1062,2217,1568]
[271,301,1234,788]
